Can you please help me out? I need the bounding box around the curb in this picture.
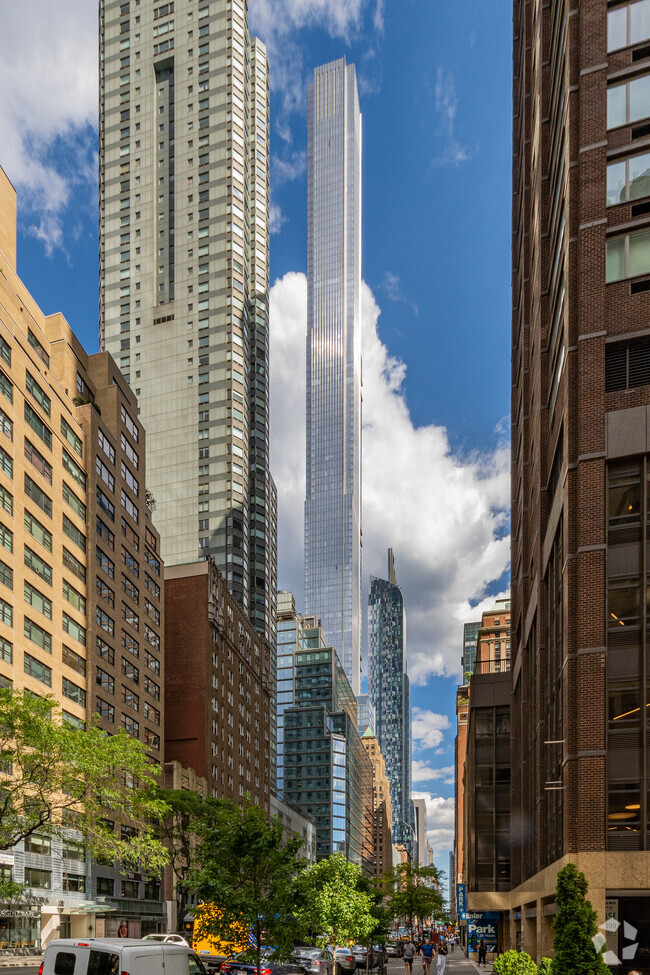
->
[0,958,42,968]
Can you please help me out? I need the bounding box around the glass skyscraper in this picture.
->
[99,0,277,645]
[304,58,362,696]
[368,549,414,856]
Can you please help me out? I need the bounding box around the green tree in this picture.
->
[492,950,538,975]
[382,863,444,939]
[292,853,376,948]
[189,800,304,975]
[552,863,609,975]
[0,688,169,899]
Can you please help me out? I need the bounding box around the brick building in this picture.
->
[361,729,394,879]
[164,559,271,810]
[511,0,650,959]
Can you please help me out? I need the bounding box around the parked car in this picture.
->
[41,939,207,975]
[142,936,191,946]
[292,948,334,975]
[333,949,355,974]
[385,944,401,959]
[351,948,377,970]
[221,950,307,975]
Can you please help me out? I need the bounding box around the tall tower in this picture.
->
[511,0,650,956]
[98,0,276,644]
[304,57,362,695]
[368,549,413,856]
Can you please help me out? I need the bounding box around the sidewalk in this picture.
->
[0,955,42,968]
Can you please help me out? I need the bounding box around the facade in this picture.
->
[164,559,272,810]
[304,57,362,696]
[360,729,394,880]
[356,692,376,735]
[462,621,480,681]
[473,599,511,676]
[0,167,164,944]
[511,0,650,958]
[269,791,317,863]
[98,0,277,645]
[368,550,414,857]
[453,685,469,941]
[412,797,427,868]
[276,591,374,872]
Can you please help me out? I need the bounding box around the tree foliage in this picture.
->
[551,863,609,975]
[189,800,305,974]
[493,951,538,975]
[0,689,169,876]
[382,863,444,939]
[292,853,376,948]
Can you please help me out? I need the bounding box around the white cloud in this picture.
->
[0,2,98,253]
[412,792,455,862]
[412,761,455,785]
[269,202,289,235]
[412,709,451,750]
[432,67,474,168]
[269,271,511,684]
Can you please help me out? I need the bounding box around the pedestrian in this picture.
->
[420,939,434,975]
[436,941,447,975]
[477,939,487,966]
[403,939,417,975]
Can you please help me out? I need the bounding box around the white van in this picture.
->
[40,939,208,975]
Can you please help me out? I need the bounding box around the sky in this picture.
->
[0,0,513,891]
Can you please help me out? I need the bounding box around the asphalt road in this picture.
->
[0,967,40,975]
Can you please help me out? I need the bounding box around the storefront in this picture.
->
[0,908,41,951]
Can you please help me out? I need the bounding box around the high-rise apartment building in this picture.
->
[510,0,650,956]
[276,591,373,871]
[368,549,414,857]
[0,167,164,943]
[360,729,393,879]
[99,0,276,644]
[304,57,362,695]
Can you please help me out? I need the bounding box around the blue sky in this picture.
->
[1,0,512,889]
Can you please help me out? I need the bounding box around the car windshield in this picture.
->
[295,951,321,959]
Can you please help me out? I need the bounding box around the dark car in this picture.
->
[221,950,308,975]
[292,948,335,975]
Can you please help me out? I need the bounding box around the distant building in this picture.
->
[270,791,316,863]
[276,592,374,872]
[368,549,414,858]
[462,621,480,681]
[473,599,511,675]
[412,797,427,867]
[361,729,393,879]
[164,559,272,810]
[356,693,376,735]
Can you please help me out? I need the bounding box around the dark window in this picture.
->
[88,952,120,975]
[54,953,76,975]
[606,337,650,392]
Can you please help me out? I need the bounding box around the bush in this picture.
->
[492,950,538,975]
[538,960,552,975]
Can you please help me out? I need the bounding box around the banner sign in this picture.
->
[456,883,467,920]
[467,912,499,951]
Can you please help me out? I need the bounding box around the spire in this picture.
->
[388,547,396,584]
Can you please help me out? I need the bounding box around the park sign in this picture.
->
[467,912,499,951]
[456,883,467,920]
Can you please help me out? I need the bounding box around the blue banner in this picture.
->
[467,912,499,951]
[456,884,467,920]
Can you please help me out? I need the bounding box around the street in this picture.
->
[385,953,479,975]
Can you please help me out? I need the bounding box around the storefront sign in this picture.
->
[467,912,499,951]
[0,910,39,919]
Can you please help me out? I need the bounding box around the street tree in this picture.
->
[0,688,169,898]
[292,853,376,948]
[189,800,304,975]
[551,863,609,975]
[382,863,444,939]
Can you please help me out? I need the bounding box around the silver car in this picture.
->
[334,949,355,974]
[293,949,334,975]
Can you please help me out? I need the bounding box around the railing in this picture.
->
[472,656,511,675]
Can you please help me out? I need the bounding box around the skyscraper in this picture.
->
[99,0,276,644]
[368,549,414,857]
[304,57,362,695]
[509,0,650,957]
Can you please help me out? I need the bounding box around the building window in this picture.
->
[608,74,650,129]
[606,228,650,282]
[609,0,650,52]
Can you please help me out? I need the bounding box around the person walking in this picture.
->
[435,941,447,975]
[419,940,434,975]
[477,940,487,966]
[403,940,417,975]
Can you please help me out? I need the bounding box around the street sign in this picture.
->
[456,884,467,920]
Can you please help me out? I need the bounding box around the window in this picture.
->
[25,372,51,417]
[145,650,160,675]
[63,515,86,552]
[25,833,51,855]
[63,580,86,614]
[25,475,51,516]
[97,516,115,550]
[0,337,10,367]
[0,559,13,592]
[122,602,140,629]
[96,666,115,694]
[62,644,86,676]
[25,439,51,484]
[144,625,159,650]
[0,407,13,442]
[122,575,139,603]
[62,838,85,861]
[0,370,12,405]
[608,73,650,129]
[0,637,12,664]
[28,329,49,367]
[144,701,160,725]
[0,485,12,516]
[96,636,115,665]
[62,482,86,520]
[24,868,51,889]
[97,547,115,579]
[145,550,161,576]
[121,404,139,442]
[96,608,115,637]
[607,228,650,282]
[122,630,139,657]
[24,510,52,552]
[121,433,139,468]
[24,582,52,620]
[24,403,51,450]
[96,456,115,492]
[0,598,12,626]
[122,517,139,550]
[122,489,139,523]
[0,445,12,480]
[62,613,86,647]
[145,574,160,599]
[62,676,86,708]
[96,697,115,722]
[97,487,115,521]
[121,461,139,495]
[98,429,116,463]
[97,877,114,896]
[24,545,52,585]
[24,652,52,687]
[122,715,139,738]
[0,522,12,554]
[144,599,160,626]
[63,711,85,730]
[63,547,86,584]
[62,450,86,489]
[607,150,650,207]
[145,675,160,699]
[609,0,650,51]
[61,417,83,457]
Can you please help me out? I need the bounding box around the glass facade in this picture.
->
[368,564,414,855]
[356,693,376,735]
[462,621,480,680]
[304,58,362,696]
